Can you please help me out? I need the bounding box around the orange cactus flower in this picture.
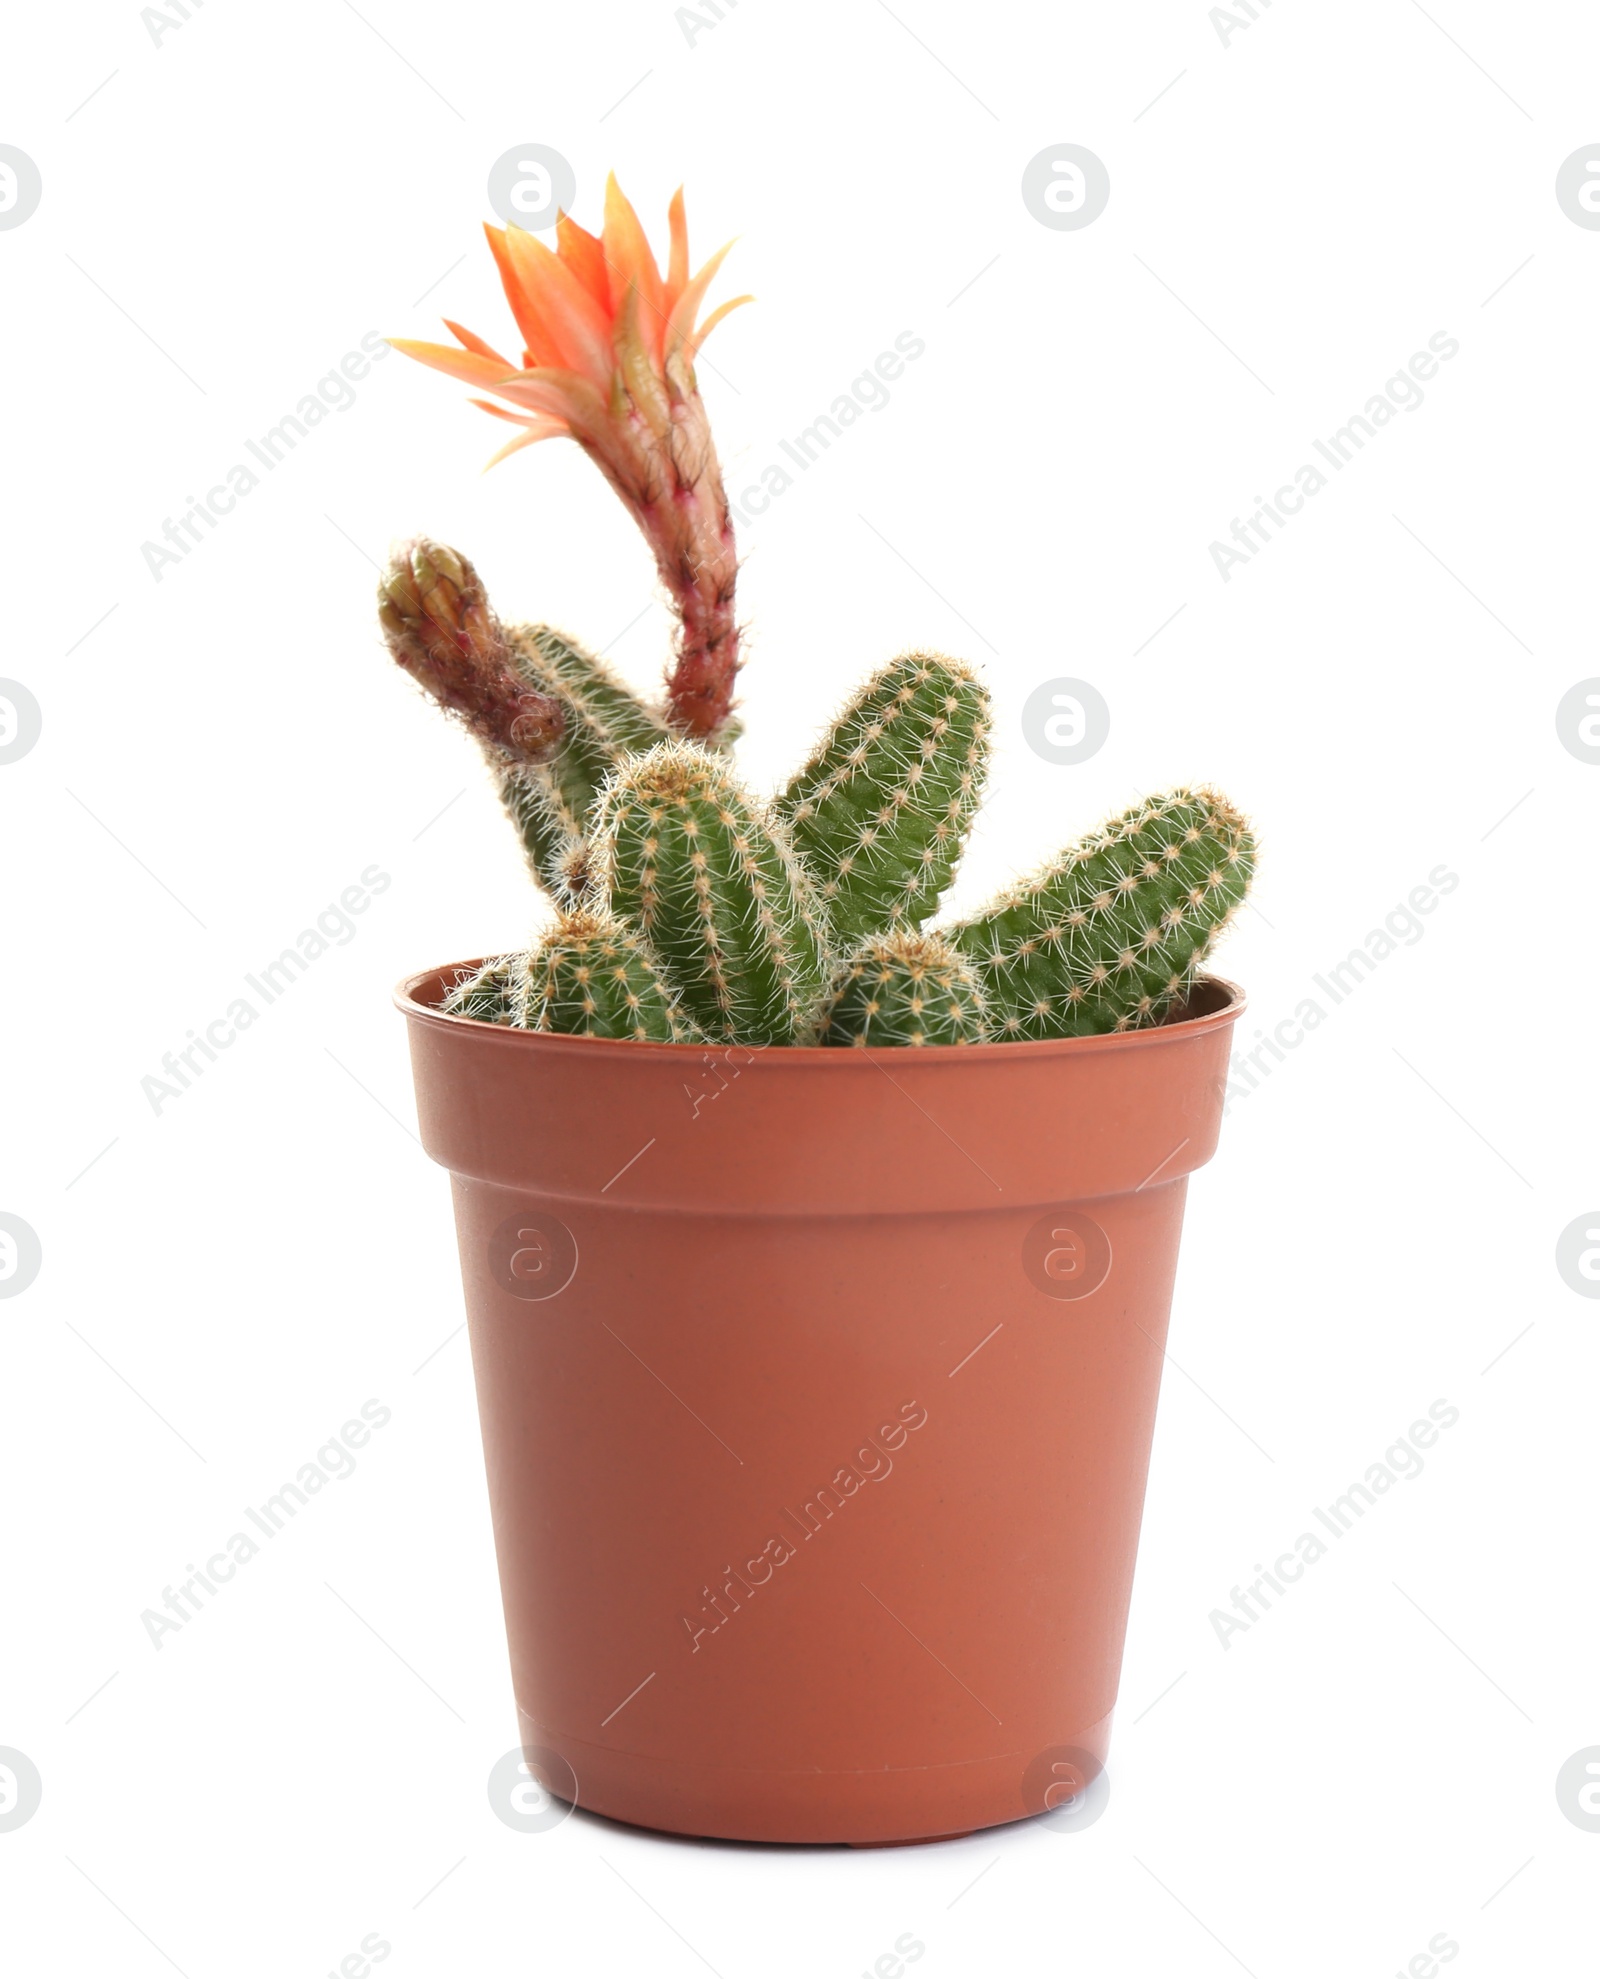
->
[391,176,752,738]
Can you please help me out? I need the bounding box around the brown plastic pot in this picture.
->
[397,964,1244,1845]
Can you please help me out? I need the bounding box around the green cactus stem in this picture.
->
[514,625,671,816]
[594,741,829,1043]
[514,908,703,1042]
[814,930,989,1047]
[440,955,521,1024]
[500,768,583,890]
[378,541,564,766]
[948,786,1255,1039]
[500,625,672,884]
[775,652,991,941]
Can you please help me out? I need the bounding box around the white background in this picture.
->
[3,1,1597,1972]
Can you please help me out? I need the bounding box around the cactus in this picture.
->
[547,834,601,909]
[500,625,672,881]
[387,176,1257,1052]
[814,931,988,1047]
[513,625,672,818]
[440,955,520,1024]
[947,787,1255,1039]
[379,541,564,767]
[776,653,991,942]
[500,768,584,892]
[513,908,703,1042]
[593,741,829,1043]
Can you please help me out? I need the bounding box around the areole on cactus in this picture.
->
[384,173,1255,1050]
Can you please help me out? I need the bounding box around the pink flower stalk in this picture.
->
[391,176,752,739]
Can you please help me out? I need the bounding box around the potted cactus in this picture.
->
[387,178,1253,1846]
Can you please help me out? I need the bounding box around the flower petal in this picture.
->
[663,239,736,357]
[491,366,614,440]
[389,337,520,390]
[602,173,667,349]
[483,223,559,364]
[665,187,689,307]
[503,223,615,386]
[467,402,571,470]
[684,292,753,363]
[556,210,611,311]
[444,318,515,367]
[469,397,569,436]
[481,423,569,471]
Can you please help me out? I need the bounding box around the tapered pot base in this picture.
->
[399,967,1244,1848]
[514,1704,1114,1845]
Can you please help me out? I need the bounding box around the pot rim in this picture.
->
[395,961,1246,1064]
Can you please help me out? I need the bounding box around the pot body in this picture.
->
[399,967,1243,1844]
